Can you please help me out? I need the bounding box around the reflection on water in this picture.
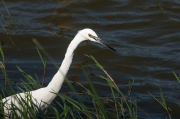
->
[0,0,180,118]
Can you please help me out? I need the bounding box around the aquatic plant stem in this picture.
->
[102,68,119,90]
[0,46,7,86]
[42,67,46,87]
[102,68,119,119]
[92,99,99,119]
[2,0,14,25]
[36,46,46,87]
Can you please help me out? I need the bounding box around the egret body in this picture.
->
[2,28,116,118]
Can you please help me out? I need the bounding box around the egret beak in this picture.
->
[94,37,116,52]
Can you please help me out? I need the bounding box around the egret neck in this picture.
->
[47,34,85,93]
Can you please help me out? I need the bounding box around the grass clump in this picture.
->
[1,42,178,118]
[0,34,179,118]
[0,46,138,119]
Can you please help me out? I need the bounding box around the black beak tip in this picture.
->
[107,45,116,52]
[111,47,116,52]
[95,37,116,52]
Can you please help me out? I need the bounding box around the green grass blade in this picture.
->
[173,71,180,83]
[2,0,14,25]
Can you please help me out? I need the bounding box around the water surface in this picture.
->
[0,0,180,118]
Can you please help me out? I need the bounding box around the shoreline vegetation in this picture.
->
[0,43,178,118]
[0,1,179,119]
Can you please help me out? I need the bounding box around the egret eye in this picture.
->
[88,34,93,38]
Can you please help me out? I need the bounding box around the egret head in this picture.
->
[78,28,116,52]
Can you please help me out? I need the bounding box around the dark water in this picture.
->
[0,0,180,118]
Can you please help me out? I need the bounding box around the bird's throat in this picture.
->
[46,34,85,94]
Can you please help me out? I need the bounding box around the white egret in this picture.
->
[2,28,116,118]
